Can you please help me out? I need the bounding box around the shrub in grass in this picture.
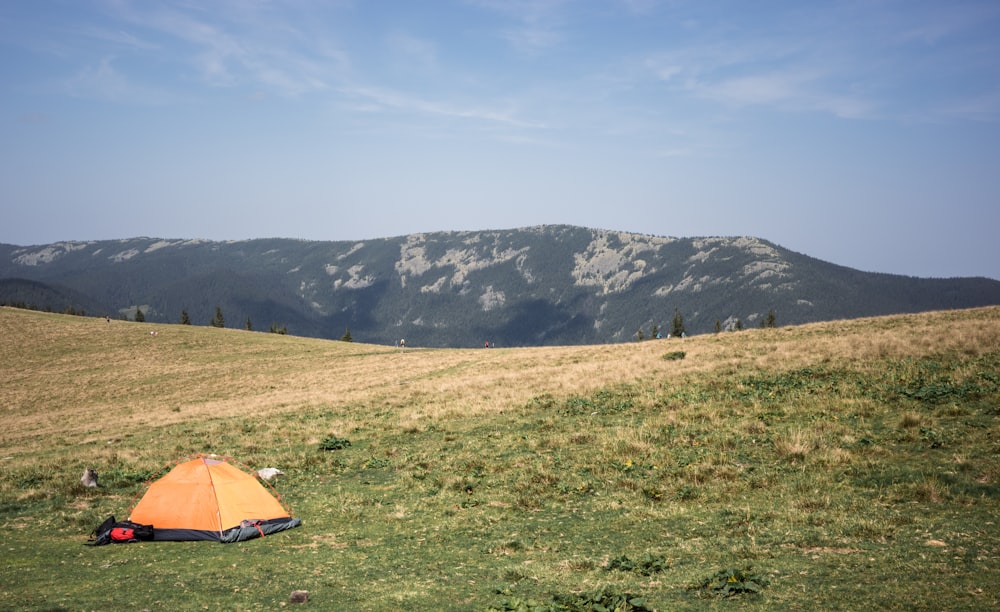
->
[488,539,526,555]
[551,589,654,611]
[514,494,543,511]
[490,589,654,611]
[845,517,895,541]
[641,485,664,502]
[773,429,816,462]
[319,435,351,450]
[912,477,948,503]
[898,411,922,429]
[605,552,670,575]
[662,350,686,361]
[919,426,944,449]
[675,484,699,501]
[694,566,768,598]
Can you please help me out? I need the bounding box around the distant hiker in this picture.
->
[484,341,489,348]
[81,468,99,488]
[400,338,406,348]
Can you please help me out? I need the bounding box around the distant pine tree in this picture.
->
[341,327,353,342]
[245,317,253,331]
[671,308,685,337]
[134,308,145,323]
[180,309,191,325]
[210,306,225,328]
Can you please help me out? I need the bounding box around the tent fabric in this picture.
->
[220,517,302,543]
[128,456,300,543]
[151,517,302,543]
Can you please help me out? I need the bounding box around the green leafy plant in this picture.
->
[919,426,944,449]
[363,456,392,469]
[606,552,670,575]
[490,588,653,611]
[695,567,768,598]
[552,589,654,611]
[319,435,351,451]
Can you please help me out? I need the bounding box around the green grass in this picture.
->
[1,307,999,609]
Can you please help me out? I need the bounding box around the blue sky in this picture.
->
[2,1,998,279]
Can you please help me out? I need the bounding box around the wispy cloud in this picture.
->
[891,2,1000,46]
[639,40,876,120]
[611,2,995,124]
[12,0,998,129]
[62,55,176,105]
[340,84,547,129]
[98,1,347,97]
[685,69,874,119]
[78,25,160,51]
[385,32,440,74]
[464,0,570,55]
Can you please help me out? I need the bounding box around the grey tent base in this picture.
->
[221,517,302,543]
[152,517,302,543]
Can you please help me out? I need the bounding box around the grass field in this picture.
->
[1,305,998,610]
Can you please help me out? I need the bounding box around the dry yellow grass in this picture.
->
[2,305,998,457]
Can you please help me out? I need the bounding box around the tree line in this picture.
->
[172,305,288,335]
[0,300,89,317]
[635,309,777,341]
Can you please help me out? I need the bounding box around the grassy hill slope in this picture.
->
[1,306,998,609]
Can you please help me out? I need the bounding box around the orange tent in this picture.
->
[129,455,300,542]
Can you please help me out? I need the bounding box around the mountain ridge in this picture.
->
[2,225,998,346]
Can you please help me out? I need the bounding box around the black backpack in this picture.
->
[86,516,154,546]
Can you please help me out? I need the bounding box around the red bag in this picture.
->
[110,527,136,542]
